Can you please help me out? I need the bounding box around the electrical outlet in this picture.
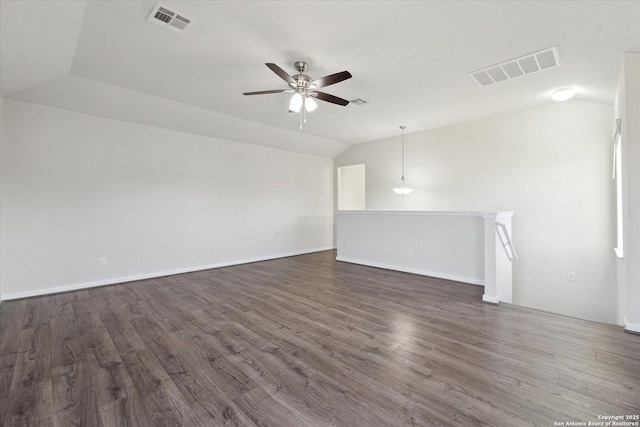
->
[567,271,576,281]
[99,257,107,267]
[408,249,414,258]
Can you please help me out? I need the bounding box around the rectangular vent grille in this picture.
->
[350,97,368,106]
[147,3,193,33]
[468,46,560,87]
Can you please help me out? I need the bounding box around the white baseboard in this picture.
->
[335,256,484,286]
[2,247,334,301]
[482,294,500,305]
[624,321,640,334]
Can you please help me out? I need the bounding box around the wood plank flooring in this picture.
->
[1,250,639,426]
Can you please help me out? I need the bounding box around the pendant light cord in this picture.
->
[393,125,413,195]
[400,125,406,179]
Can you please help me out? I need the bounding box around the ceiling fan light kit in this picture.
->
[243,61,352,128]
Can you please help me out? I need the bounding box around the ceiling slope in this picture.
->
[0,0,87,96]
[9,74,348,158]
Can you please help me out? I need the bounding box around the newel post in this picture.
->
[482,211,515,304]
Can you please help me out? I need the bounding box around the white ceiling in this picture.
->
[2,1,639,157]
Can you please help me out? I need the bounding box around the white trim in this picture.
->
[2,247,333,301]
[614,130,624,258]
[624,322,640,334]
[337,210,514,219]
[335,256,484,286]
[481,211,515,219]
[482,294,501,304]
[614,247,624,259]
[337,210,491,217]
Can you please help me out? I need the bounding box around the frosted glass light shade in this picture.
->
[305,97,317,112]
[290,93,317,113]
[393,187,413,195]
[289,93,303,112]
[393,177,413,195]
[551,87,575,102]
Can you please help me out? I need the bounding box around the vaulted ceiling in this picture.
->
[2,1,639,157]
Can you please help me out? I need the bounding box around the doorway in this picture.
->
[337,164,365,210]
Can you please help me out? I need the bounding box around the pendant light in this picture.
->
[393,125,413,195]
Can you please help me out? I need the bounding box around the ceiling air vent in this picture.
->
[147,3,193,33]
[468,46,561,87]
[350,97,368,106]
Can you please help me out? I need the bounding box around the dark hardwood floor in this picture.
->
[1,250,639,426]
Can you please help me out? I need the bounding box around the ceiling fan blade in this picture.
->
[311,71,352,88]
[266,63,296,84]
[313,91,351,106]
[243,89,287,95]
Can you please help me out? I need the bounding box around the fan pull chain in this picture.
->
[303,97,308,124]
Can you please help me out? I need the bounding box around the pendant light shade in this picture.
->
[393,177,413,195]
[393,125,413,195]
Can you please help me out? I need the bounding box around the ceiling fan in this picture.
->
[243,61,352,128]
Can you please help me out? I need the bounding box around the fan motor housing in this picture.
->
[290,74,313,89]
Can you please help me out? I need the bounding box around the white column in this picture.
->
[621,53,640,334]
[482,212,515,304]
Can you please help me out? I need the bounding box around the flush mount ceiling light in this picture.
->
[243,61,352,129]
[551,87,576,102]
[393,126,413,195]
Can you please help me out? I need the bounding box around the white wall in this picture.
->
[337,211,486,285]
[0,95,3,302]
[0,99,334,299]
[336,100,617,324]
